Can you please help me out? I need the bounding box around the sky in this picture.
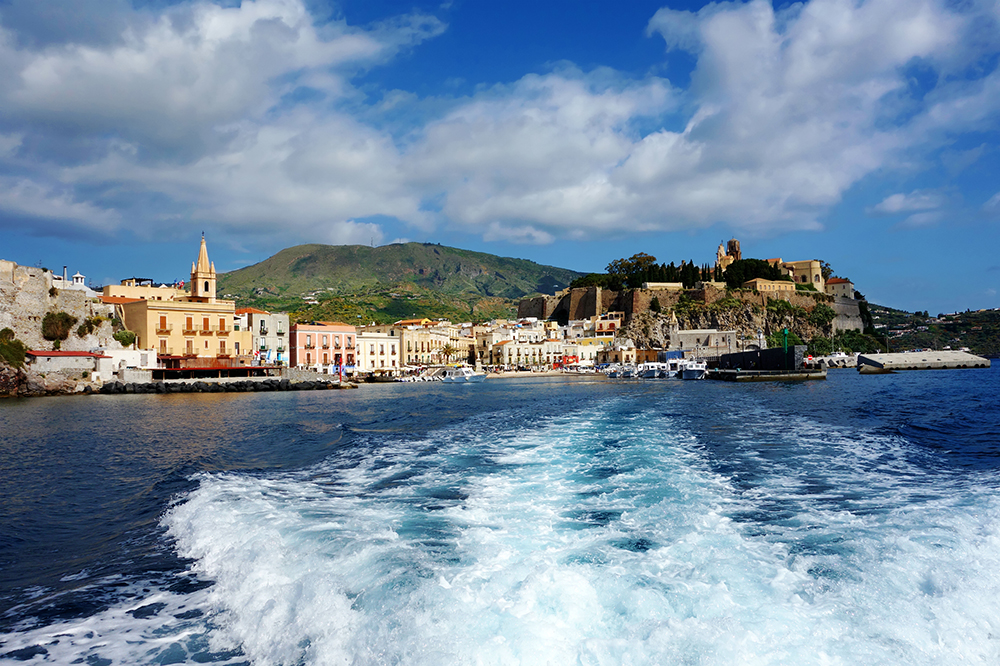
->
[1,0,999,315]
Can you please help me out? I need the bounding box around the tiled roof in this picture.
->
[235,307,270,315]
[826,277,851,284]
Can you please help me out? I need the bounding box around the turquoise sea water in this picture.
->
[2,368,1000,664]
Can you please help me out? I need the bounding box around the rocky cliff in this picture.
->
[617,301,832,350]
[0,259,120,351]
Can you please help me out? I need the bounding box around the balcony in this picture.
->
[345,344,355,350]
[183,325,197,334]
[276,329,285,335]
[155,324,173,334]
[259,327,268,335]
[259,345,268,352]
[276,346,285,352]
[198,326,212,335]
[304,343,315,350]
[322,344,330,350]
[157,347,174,355]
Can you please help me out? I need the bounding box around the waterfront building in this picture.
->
[117,237,251,366]
[357,330,401,374]
[235,307,289,365]
[290,322,356,370]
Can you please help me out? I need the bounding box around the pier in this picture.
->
[857,350,991,373]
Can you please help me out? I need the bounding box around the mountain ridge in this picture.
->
[218,242,584,308]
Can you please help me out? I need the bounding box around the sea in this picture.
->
[1,367,999,665]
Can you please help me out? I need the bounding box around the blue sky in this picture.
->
[1,0,999,315]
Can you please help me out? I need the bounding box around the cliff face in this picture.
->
[0,357,99,397]
[617,303,832,350]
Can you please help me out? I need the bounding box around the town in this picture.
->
[1,235,898,395]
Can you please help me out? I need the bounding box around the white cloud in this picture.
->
[0,177,120,230]
[871,190,947,214]
[984,192,1000,215]
[1,0,999,247]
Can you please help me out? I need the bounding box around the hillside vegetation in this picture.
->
[219,242,582,306]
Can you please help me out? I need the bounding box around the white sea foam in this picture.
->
[6,396,1000,665]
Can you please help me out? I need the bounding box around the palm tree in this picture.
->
[441,343,456,363]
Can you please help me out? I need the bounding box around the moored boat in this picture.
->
[439,367,487,383]
[680,359,707,380]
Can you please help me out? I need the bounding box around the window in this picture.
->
[219,317,226,331]
[203,317,210,331]
[204,280,209,292]
[391,344,396,355]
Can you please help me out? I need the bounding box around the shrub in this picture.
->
[808,337,833,356]
[49,286,57,297]
[42,311,77,341]
[767,330,804,348]
[650,297,661,313]
[0,328,13,342]
[809,304,836,327]
[76,316,104,338]
[113,330,136,347]
[0,337,27,368]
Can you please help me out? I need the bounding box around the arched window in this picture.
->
[204,281,209,292]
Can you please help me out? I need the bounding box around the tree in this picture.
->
[441,343,456,363]
[650,297,662,313]
[723,259,787,289]
[820,261,834,281]
[606,252,658,278]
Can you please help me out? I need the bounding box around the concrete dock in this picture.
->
[857,350,991,374]
[710,369,827,382]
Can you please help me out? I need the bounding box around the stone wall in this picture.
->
[0,259,119,351]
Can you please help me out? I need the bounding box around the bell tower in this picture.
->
[190,234,216,303]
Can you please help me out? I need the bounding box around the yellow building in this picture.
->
[742,278,797,293]
[767,258,825,291]
[103,278,186,301]
[119,236,251,365]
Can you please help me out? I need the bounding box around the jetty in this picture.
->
[857,350,991,374]
[710,368,826,382]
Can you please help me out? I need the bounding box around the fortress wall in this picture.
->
[0,260,117,351]
[831,296,864,333]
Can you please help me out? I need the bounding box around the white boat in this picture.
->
[680,359,707,380]
[620,364,638,378]
[637,362,660,378]
[439,367,486,383]
[661,359,683,378]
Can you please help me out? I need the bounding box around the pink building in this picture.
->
[290,322,356,368]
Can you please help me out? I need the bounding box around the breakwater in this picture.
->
[98,377,357,394]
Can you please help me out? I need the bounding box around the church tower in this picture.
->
[189,234,217,303]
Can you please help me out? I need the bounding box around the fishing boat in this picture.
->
[680,359,707,380]
[439,367,487,383]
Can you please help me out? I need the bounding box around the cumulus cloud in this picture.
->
[0,0,999,248]
[0,177,120,231]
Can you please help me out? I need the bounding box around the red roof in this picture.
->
[236,307,270,315]
[28,351,110,358]
[826,277,852,284]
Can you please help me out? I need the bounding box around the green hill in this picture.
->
[218,242,583,322]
